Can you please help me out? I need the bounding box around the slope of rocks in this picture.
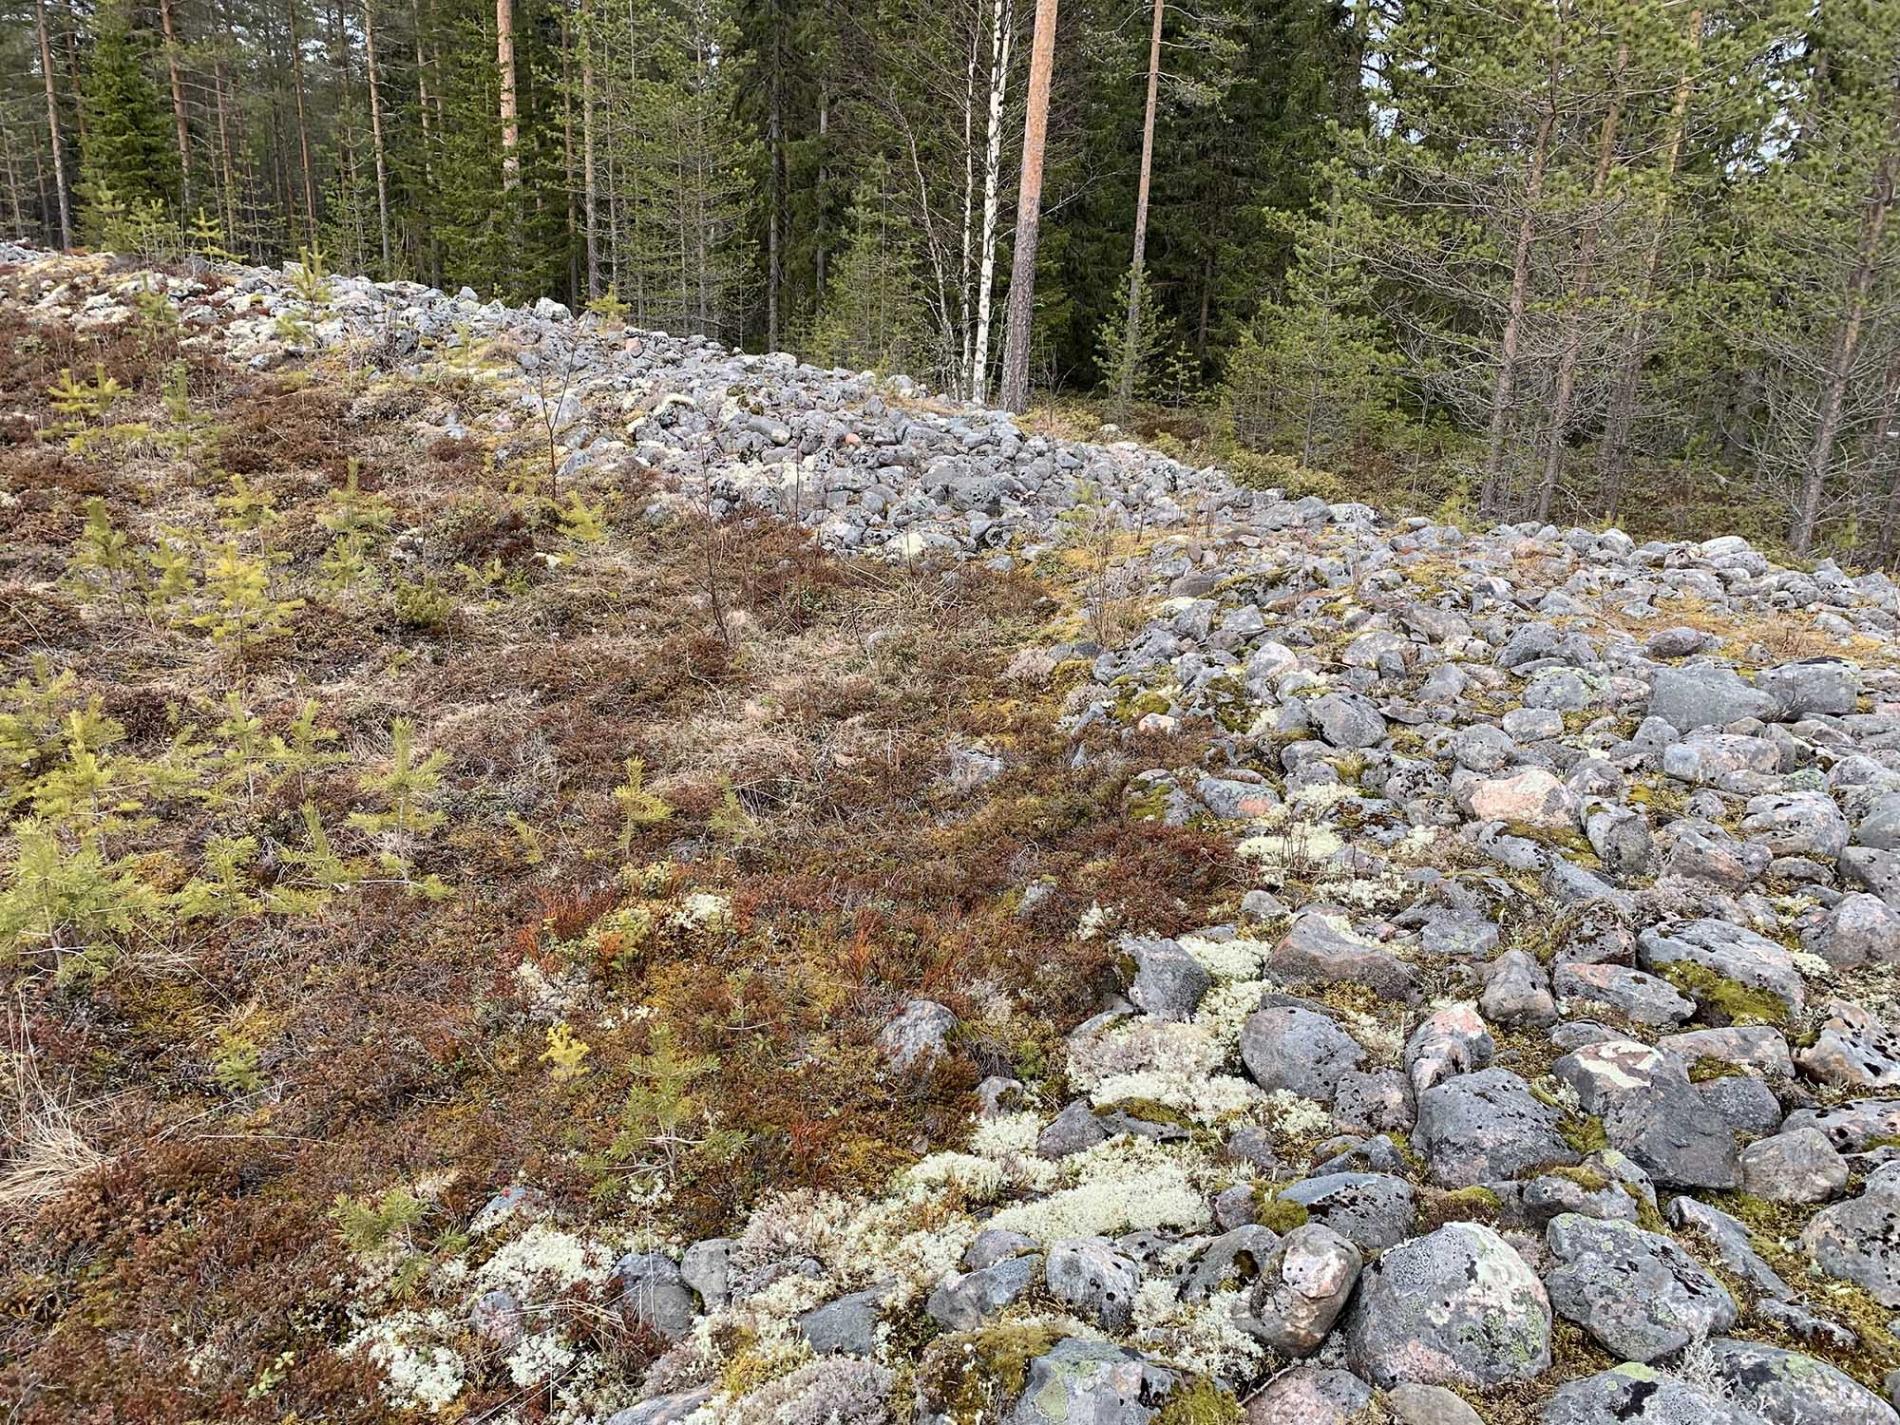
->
[11,244,1900,1425]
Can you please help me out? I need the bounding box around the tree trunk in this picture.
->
[1114,0,1164,413]
[159,0,193,211]
[970,0,1014,402]
[1534,39,1626,522]
[1600,8,1700,523]
[498,0,520,192]
[999,0,1058,414]
[287,0,320,242]
[1479,26,1563,516]
[363,0,392,272]
[581,0,599,297]
[1792,71,1900,557]
[815,84,830,295]
[34,0,70,250]
[959,19,977,393]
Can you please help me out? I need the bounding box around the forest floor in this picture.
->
[0,254,1238,1421]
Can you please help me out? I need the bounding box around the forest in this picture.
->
[6,0,1900,562]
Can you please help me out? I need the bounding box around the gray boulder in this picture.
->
[1541,1365,1770,1425]
[1046,1237,1142,1332]
[1803,1161,1900,1306]
[1346,1222,1551,1389]
[925,1255,1041,1331]
[1121,935,1212,1021]
[1543,1213,1735,1361]
[1240,1005,1365,1102]
[1649,664,1780,730]
[1413,1067,1579,1186]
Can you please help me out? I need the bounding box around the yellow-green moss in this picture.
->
[1252,1184,1312,1233]
[917,1323,1067,1425]
[1152,1376,1243,1425]
[1657,960,1791,1026]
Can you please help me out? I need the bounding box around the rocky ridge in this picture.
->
[10,243,1900,1424]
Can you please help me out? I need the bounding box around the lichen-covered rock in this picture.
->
[1542,1213,1735,1361]
[1700,1338,1900,1425]
[1009,1338,1178,1425]
[1803,1161,1900,1306]
[1346,1222,1551,1389]
[1413,1067,1578,1187]
[1242,1222,1362,1356]
[1553,1038,1739,1189]
[1541,1364,1771,1425]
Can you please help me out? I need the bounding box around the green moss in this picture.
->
[1560,1114,1609,1155]
[1540,1163,1611,1192]
[1687,1056,1750,1084]
[1100,1097,1197,1133]
[917,1323,1067,1425]
[1252,1184,1312,1233]
[1657,960,1791,1027]
[1151,1376,1243,1425]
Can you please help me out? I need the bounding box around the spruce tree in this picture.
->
[78,0,180,234]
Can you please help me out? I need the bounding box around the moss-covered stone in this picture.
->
[916,1323,1068,1425]
[1657,960,1791,1027]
